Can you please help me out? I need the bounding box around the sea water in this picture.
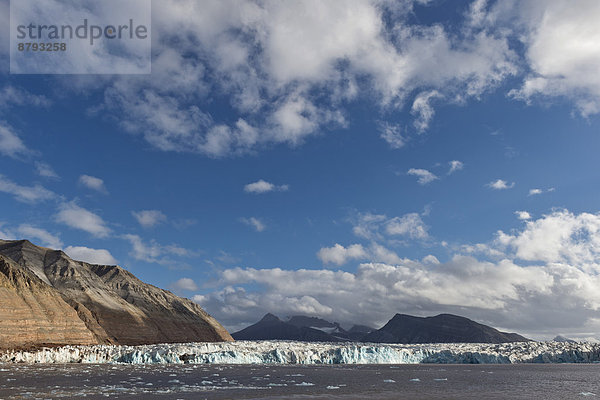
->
[1,363,599,399]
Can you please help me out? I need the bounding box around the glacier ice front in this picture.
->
[2,340,600,364]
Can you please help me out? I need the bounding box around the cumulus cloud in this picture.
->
[496,210,600,266]
[241,217,266,232]
[16,225,63,249]
[55,202,111,238]
[132,210,167,228]
[501,0,600,116]
[0,174,55,203]
[64,246,118,265]
[448,160,464,174]
[407,168,438,185]
[170,278,199,292]
[199,210,600,337]
[515,211,532,220]
[78,175,107,193]
[317,243,367,266]
[244,180,289,194]
[486,179,515,190]
[195,257,554,333]
[73,0,519,157]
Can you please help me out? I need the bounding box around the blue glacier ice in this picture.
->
[2,340,600,364]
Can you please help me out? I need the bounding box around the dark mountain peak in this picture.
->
[390,313,421,321]
[364,313,530,344]
[259,313,282,323]
[233,313,342,342]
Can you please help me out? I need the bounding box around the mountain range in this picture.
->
[234,313,529,344]
[0,239,232,349]
[1,238,531,349]
[232,313,375,342]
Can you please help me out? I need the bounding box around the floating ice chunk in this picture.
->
[410,378,420,382]
[327,386,340,389]
[295,382,315,386]
[580,393,597,397]
[434,378,447,381]
[383,379,395,383]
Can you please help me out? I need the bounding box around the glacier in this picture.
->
[1,341,600,364]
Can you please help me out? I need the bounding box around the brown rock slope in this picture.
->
[0,255,97,349]
[0,239,232,348]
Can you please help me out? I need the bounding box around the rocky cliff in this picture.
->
[0,239,232,349]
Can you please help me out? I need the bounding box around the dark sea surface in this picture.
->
[1,363,599,399]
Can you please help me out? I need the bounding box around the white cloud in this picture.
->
[55,202,111,238]
[35,162,59,179]
[351,211,428,242]
[200,209,600,337]
[486,179,515,190]
[170,278,198,292]
[529,188,543,196]
[16,225,63,249]
[0,174,55,203]
[422,254,440,265]
[529,188,554,196]
[0,123,29,159]
[244,180,289,194]
[241,217,266,232]
[0,86,50,109]
[196,256,554,334]
[64,246,118,265]
[502,1,600,116]
[497,210,600,266]
[352,212,387,240]
[411,90,442,132]
[515,211,532,221]
[79,0,518,157]
[385,213,429,239]
[317,242,405,266]
[122,234,190,265]
[78,175,107,193]
[407,168,438,185]
[0,223,15,240]
[132,210,167,228]
[317,243,367,266]
[448,160,464,174]
[379,123,406,149]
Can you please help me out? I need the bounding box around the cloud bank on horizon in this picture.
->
[1,0,600,339]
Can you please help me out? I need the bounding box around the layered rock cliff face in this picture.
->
[0,255,98,348]
[0,239,232,349]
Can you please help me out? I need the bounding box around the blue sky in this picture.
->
[1,0,600,339]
